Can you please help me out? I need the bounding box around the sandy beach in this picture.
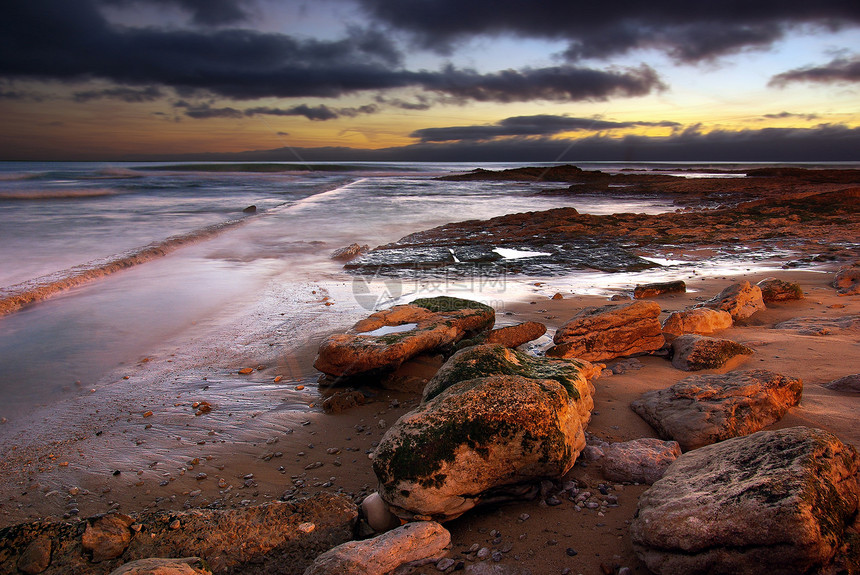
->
[0,168,858,574]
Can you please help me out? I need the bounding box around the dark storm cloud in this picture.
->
[73,86,164,103]
[0,1,665,103]
[98,0,252,26]
[358,0,860,62]
[176,102,244,119]
[769,56,860,86]
[762,111,820,120]
[410,114,681,142]
[244,103,379,121]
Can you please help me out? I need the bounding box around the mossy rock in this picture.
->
[410,296,494,314]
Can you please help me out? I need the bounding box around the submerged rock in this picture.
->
[661,307,732,341]
[631,427,860,575]
[548,301,664,362]
[630,369,803,451]
[601,438,681,485]
[633,280,686,299]
[698,281,765,320]
[314,296,494,380]
[670,334,754,371]
[330,243,369,261]
[373,374,588,521]
[303,521,450,575]
[756,277,804,302]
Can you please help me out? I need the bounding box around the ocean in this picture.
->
[0,160,837,423]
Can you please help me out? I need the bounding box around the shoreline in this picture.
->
[1,167,858,574]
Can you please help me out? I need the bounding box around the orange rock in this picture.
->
[238,368,254,375]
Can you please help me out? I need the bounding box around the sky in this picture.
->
[1,0,859,162]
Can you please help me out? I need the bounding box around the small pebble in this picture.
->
[436,558,455,571]
[566,547,578,557]
[169,519,181,530]
[476,547,490,560]
[491,551,502,562]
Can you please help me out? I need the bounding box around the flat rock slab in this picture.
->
[823,374,860,393]
[774,314,860,335]
[661,307,732,341]
[548,300,665,362]
[601,438,681,485]
[633,280,686,299]
[314,296,494,379]
[630,369,802,451]
[631,427,860,575]
[756,277,804,302]
[485,321,547,348]
[698,281,765,320]
[373,374,587,521]
[0,493,358,575]
[670,334,754,371]
[109,557,211,575]
[303,521,450,575]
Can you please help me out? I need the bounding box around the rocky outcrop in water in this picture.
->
[330,243,369,261]
[314,297,494,380]
[303,521,450,575]
[670,334,754,371]
[631,427,860,575]
[698,281,765,321]
[373,347,595,521]
[547,301,664,362]
[0,493,357,575]
[630,369,803,451]
[660,307,732,341]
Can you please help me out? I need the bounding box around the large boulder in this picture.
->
[108,557,211,575]
[0,493,358,575]
[756,277,804,303]
[422,344,598,424]
[833,264,860,296]
[314,297,494,379]
[547,301,665,362]
[303,521,450,575]
[698,281,765,320]
[631,427,860,575]
[630,369,803,451]
[670,334,754,371]
[372,374,588,521]
[601,438,681,485]
[661,308,732,341]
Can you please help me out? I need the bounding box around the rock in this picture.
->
[0,493,358,575]
[108,557,211,575]
[242,205,257,214]
[485,322,547,348]
[464,564,532,574]
[756,277,804,302]
[82,513,135,562]
[421,344,598,425]
[330,243,370,262]
[774,315,860,335]
[697,281,765,320]
[360,493,400,533]
[548,301,665,362]
[661,308,732,341]
[630,369,803,451]
[601,438,681,485]
[314,297,494,380]
[322,390,366,413]
[633,280,686,299]
[551,293,564,300]
[17,535,52,574]
[373,374,589,521]
[303,521,450,575]
[833,264,860,296]
[631,427,860,575]
[823,374,860,393]
[670,334,754,371]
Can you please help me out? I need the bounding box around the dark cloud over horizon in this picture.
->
[359,0,860,63]
[410,114,681,142]
[0,1,665,104]
[769,55,860,86]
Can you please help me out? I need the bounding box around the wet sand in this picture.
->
[1,263,857,574]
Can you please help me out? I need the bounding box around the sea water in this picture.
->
[0,160,833,421]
